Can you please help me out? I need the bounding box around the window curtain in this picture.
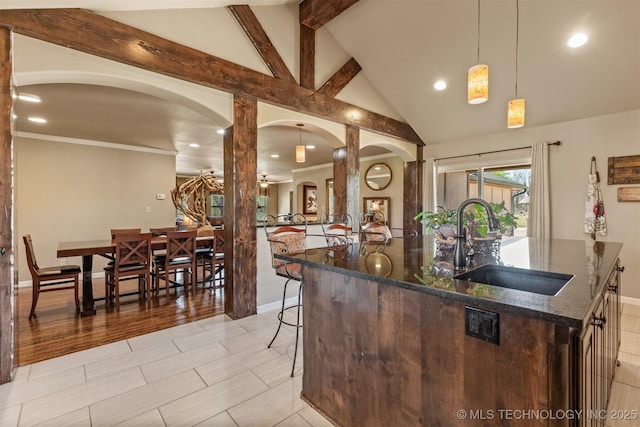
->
[527,141,550,238]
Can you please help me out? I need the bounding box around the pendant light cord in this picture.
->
[476,0,481,63]
[514,0,520,98]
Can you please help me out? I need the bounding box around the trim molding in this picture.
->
[16,131,177,156]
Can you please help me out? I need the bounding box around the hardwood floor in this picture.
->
[16,275,225,366]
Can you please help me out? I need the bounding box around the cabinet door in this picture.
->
[604,260,621,397]
[580,295,606,427]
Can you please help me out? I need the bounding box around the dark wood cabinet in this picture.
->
[579,259,621,427]
[301,256,623,427]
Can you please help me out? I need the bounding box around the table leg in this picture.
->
[80,254,96,316]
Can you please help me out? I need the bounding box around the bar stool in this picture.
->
[264,213,307,377]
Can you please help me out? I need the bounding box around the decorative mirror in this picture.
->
[364,163,392,190]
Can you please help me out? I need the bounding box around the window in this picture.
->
[436,165,530,238]
[210,194,224,218]
[256,195,268,222]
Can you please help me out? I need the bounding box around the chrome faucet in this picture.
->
[453,198,501,270]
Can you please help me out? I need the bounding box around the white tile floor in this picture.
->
[1,304,639,426]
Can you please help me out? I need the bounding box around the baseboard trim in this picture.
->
[257,296,298,314]
[621,296,640,307]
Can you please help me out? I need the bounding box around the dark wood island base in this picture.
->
[283,237,623,427]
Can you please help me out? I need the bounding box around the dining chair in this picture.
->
[320,213,355,246]
[23,234,81,319]
[152,229,197,297]
[264,213,307,377]
[148,226,177,260]
[200,228,225,289]
[110,228,142,240]
[104,232,152,308]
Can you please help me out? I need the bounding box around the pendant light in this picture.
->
[296,123,305,163]
[259,175,269,188]
[507,0,525,128]
[468,0,488,104]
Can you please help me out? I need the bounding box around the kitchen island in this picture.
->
[278,236,623,427]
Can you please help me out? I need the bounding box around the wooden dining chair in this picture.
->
[200,228,225,289]
[110,228,142,240]
[152,229,197,297]
[104,232,152,308]
[23,234,81,319]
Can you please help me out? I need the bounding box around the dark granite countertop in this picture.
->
[277,236,623,329]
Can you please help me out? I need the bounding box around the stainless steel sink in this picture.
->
[454,265,573,296]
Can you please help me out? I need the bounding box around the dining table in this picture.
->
[57,235,214,316]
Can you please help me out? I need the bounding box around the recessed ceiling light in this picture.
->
[434,80,447,91]
[188,143,199,148]
[567,33,588,48]
[28,117,47,124]
[270,154,279,158]
[305,145,315,149]
[216,129,225,135]
[18,93,41,103]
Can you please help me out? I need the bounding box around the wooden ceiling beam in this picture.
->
[0,9,423,145]
[300,0,360,30]
[318,57,361,98]
[228,5,296,84]
[299,21,316,90]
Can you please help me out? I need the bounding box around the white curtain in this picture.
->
[528,141,550,238]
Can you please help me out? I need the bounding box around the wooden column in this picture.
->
[345,125,360,226]
[332,147,346,216]
[223,95,258,319]
[0,27,15,384]
[403,144,424,236]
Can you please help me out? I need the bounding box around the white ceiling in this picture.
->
[327,0,640,144]
[7,0,640,179]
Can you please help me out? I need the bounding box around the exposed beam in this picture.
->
[333,147,346,215]
[223,95,258,319]
[0,27,15,384]
[299,17,315,90]
[403,145,424,236]
[228,5,296,84]
[318,57,361,98]
[345,124,360,228]
[0,9,423,145]
[300,0,360,30]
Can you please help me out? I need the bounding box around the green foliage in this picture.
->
[415,201,518,237]
[414,207,457,233]
[465,201,518,237]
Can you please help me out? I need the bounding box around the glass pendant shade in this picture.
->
[296,144,305,163]
[507,98,525,128]
[467,64,489,104]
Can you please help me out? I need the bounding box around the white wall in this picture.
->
[426,110,640,299]
[15,137,177,282]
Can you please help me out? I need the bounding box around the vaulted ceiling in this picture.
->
[5,0,639,179]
